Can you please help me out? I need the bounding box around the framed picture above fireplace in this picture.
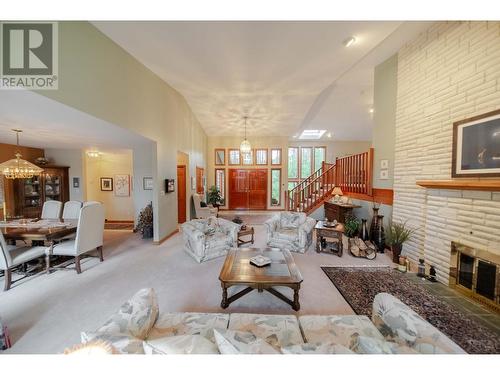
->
[452,109,500,177]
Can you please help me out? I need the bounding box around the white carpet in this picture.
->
[0,225,392,353]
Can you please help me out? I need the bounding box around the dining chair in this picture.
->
[41,201,63,220]
[62,201,83,220]
[0,232,46,291]
[46,202,105,274]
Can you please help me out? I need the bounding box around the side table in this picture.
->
[315,221,344,257]
[237,226,254,247]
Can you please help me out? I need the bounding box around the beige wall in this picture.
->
[85,151,135,221]
[372,54,397,190]
[393,21,500,283]
[34,22,207,241]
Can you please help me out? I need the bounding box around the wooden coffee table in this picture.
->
[218,247,303,311]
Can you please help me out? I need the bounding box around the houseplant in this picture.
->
[207,185,224,207]
[135,202,153,239]
[385,220,416,263]
[344,215,360,238]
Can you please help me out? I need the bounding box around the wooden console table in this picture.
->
[324,201,361,223]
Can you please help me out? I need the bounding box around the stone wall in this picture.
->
[393,21,500,283]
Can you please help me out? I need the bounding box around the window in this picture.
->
[288,147,299,178]
[228,149,240,165]
[215,149,225,165]
[271,169,281,206]
[255,149,268,165]
[271,149,281,165]
[301,147,312,179]
[287,181,298,191]
[242,150,253,165]
[314,146,326,171]
[215,169,225,204]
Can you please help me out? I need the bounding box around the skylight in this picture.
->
[298,129,327,140]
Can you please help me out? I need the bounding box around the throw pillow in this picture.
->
[80,332,144,354]
[143,335,219,354]
[200,201,207,207]
[281,343,354,354]
[349,335,393,354]
[213,329,280,354]
[95,288,159,340]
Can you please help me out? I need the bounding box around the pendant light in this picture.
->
[0,129,44,179]
[240,116,251,154]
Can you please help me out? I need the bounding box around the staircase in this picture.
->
[286,148,374,214]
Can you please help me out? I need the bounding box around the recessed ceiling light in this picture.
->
[343,36,356,47]
[299,130,327,140]
[369,108,374,114]
[327,132,332,138]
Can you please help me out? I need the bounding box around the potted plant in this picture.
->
[344,215,360,238]
[207,185,224,208]
[135,202,153,239]
[385,220,417,263]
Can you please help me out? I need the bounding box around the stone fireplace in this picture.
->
[450,242,500,311]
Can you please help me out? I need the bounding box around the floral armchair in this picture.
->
[181,217,240,263]
[264,212,316,253]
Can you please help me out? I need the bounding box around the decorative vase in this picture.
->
[372,214,385,253]
[369,207,379,240]
[391,243,402,263]
[360,219,369,241]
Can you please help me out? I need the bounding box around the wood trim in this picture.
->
[153,229,179,245]
[452,109,500,178]
[270,148,282,165]
[416,179,500,191]
[214,148,226,165]
[254,148,268,165]
[347,188,394,206]
[228,149,241,165]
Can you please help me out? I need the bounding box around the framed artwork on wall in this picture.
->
[380,159,389,169]
[166,179,175,193]
[115,174,130,196]
[100,177,113,191]
[452,109,500,177]
[143,177,153,190]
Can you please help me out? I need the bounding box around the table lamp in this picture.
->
[332,186,343,203]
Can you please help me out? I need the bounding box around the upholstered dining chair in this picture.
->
[0,232,46,291]
[62,201,83,220]
[41,200,63,220]
[46,202,105,274]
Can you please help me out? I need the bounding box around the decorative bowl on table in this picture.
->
[249,255,271,267]
[323,220,337,228]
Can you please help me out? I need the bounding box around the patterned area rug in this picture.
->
[322,266,500,354]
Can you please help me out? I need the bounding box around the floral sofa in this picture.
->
[264,212,316,254]
[76,289,466,354]
[180,217,240,263]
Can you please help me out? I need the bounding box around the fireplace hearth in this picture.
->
[450,242,499,312]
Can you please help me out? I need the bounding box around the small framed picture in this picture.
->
[380,170,389,180]
[166,179,175,193]
[380,159,389,169]
[73,177,80,188]
[143,177,153,190]
[100,177,113,191]
[115,174,130,197]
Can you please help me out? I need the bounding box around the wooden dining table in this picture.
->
[0,219,78,273]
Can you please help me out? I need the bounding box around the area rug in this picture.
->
[322,266,500,354]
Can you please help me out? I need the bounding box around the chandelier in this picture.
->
[0,129,44,179]
[240,116,251,154]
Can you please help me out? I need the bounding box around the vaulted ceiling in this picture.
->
[94,21,432,140]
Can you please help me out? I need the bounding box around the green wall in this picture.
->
[35,21,207,241]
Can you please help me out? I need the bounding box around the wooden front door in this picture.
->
[228,169,267,210]
[177,165,187,223]
[196,167,204,194]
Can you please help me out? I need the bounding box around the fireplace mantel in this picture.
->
[416,180,500,191]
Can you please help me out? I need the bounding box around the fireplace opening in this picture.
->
[458,253,474,289]
[476,260,496,301]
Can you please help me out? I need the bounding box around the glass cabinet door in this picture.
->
[44,173,61,201]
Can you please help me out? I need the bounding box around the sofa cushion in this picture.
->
[372,293,466,354]
[205,231,232,250]
[147,312,229,343]
[280,212,306,229]
[143,335,219,354]
[274,228,299,242]
[81,332,144,354]
[213,329,279,354]
[349,335,393,354]
[299,315,384,348]
[228,313,304,349]
[94,288,159,340]
[281,342,354,354]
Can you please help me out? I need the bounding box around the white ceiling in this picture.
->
[93,21,432,140]
[0,90,153,151]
